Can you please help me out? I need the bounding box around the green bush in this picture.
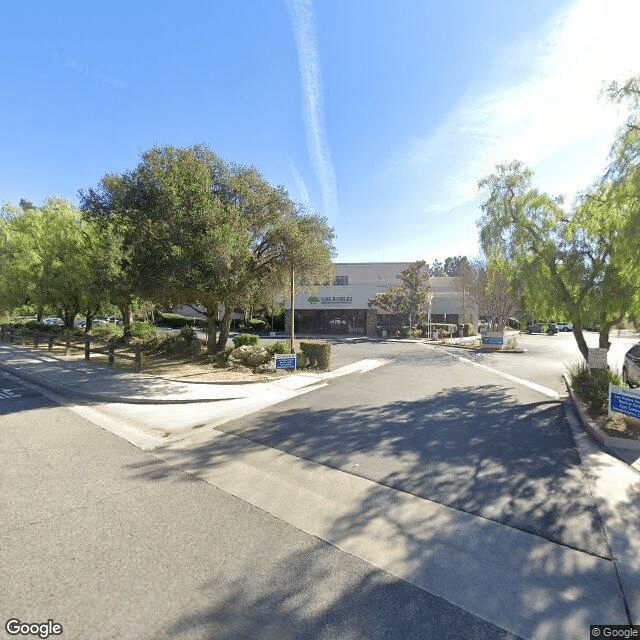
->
[90,323,124,341]
[233,333,261,348]
[401,326,422,338]
[249,318,266,332]
[126,321,158,342]
[568,360,623,413]
[156,312,207,329]
[463,323,474,337]
[300,340,331,370]
[429,323,455,335]
[180,326,198,341]
[266,340,290,355]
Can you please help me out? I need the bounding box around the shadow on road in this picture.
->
[127,384,609,556]
[119,383,640,637]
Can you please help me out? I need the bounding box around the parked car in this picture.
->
[42,316,64,326]
[556,323,572,332]
[622,343,640,387]
[525,323,558,335]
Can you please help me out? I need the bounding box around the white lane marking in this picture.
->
[451,353,560,399]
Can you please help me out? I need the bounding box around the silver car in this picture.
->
[622,343,640,387]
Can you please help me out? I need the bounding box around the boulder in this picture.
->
[255,362,276,374]
[246,348,271,367]
[230,345,253,362]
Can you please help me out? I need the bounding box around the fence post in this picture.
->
[108,342,115,366]
[48,335,54,351]
[65,336,70,356]
[33,333,39,349]
[134,343,142,372]
[84,337,91,360]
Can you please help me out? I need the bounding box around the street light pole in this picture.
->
[290,263,295,353]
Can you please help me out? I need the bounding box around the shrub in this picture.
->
[125,321,158,342]
[90,323,124,341]
[156,312,207,329]
[180,326,198,341]
[568,360,623,413]
[233,333,260,348]
[300,340,331,370]
[266,340,290,355]
[463,323,474,337]
[505,336,518,350]
[249,318,266,332]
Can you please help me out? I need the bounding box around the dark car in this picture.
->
[622,343,640,387]
[525,323,558,335]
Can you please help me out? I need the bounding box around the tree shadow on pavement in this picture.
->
[128,384,608,556]
[121,383,640,637]
[143,540,524,640]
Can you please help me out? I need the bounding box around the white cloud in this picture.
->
[387,0,640,216]
[287,0,339,222]
[289,162,312,206]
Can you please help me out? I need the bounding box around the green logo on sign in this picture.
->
[307,296,320,304]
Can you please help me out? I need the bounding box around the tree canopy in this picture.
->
[80,144,335,352]
[477,155,640,361]
[0,198,109,327]
[368,260,432,324]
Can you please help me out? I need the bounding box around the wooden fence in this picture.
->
[0,327,142,372]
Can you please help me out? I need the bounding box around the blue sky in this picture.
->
[2,0,639,263]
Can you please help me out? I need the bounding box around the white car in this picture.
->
[42,317,64,326]
[556,323,573,332]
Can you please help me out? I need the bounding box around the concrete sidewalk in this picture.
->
[0,343,377,405]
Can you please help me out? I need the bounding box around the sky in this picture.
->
[2,0,639,264]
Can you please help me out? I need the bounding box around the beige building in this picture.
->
[287,262,477,337]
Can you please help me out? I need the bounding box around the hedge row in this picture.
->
[299,340,331,370]
[156,313,207,329]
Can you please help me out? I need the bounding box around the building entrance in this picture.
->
[299,309,367,335]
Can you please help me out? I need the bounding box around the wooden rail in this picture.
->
[0,328,142,372]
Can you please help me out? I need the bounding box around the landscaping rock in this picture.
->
[230,345,253,361]
[246,348,271,366]
[255,362,276,374]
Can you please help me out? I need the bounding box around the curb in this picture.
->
[563,373,640,454]
[0,360,247,405]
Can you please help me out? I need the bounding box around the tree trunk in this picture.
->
[598,314,620,351]
[62,309,76,330]
[206,309,218,355]
[572,322,589,361]
[216,307,233,353]
[118,303,133,331]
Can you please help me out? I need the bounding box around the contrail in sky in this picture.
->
[287,0,338,222]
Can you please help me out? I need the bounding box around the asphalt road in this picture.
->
[0,369,522,640]
[217,340,609,557]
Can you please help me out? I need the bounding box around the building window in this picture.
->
[334,276,348,286]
